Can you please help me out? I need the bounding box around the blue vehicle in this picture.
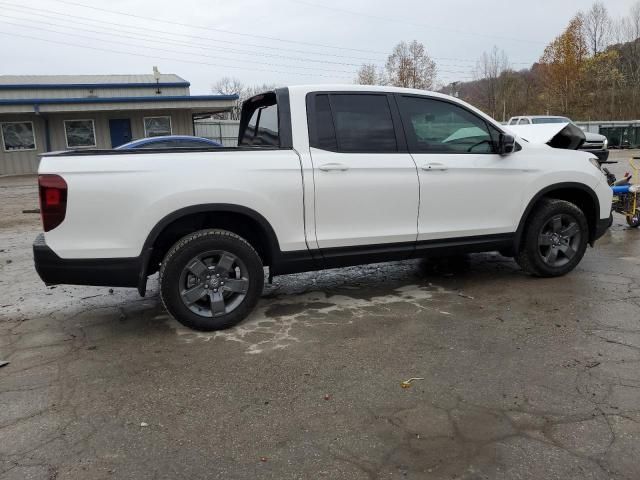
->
[115,135,222,150]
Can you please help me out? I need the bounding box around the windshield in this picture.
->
[531,117,570,124]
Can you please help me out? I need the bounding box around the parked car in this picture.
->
[115,135,222,150]
[34,85,613,331]
[507,116,609,162]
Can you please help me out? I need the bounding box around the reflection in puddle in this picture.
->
[166,284,454,354]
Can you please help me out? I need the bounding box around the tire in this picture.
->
[626,210,640,228]
[516,199,589,277]
[159,229,264,331]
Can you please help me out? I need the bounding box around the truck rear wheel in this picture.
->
[159,229,264,331]
[516,199,589,277]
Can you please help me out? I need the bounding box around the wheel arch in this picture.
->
[514,182,600,252]
[141,204,281,278]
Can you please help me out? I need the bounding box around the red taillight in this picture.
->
[38,174,67,232]
[45,188,61,206]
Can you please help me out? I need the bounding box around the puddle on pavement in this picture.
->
[165,283,456,355]
[264,301,335,318]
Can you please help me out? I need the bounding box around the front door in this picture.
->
[308,92,419,250]
[395,94,530,241]
[109,119,132,148]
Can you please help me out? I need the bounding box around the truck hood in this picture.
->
[505,123,586,150]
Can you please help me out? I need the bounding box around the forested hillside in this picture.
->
[446,4,640,121]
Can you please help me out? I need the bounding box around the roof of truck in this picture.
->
[286,84,499,128]
[288,84,446,97]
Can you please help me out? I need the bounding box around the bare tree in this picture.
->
[212,77,245,120]
[355,64,382,85]
[385,40,437,89]
[615,1,640,115]
[213,77,244,96]
[620,1,640,42]
[212,78,278,120]
[474,47,511,119]
[584,2,612,55]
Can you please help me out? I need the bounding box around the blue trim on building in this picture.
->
[0,82,191,90]
[0,94,239,106]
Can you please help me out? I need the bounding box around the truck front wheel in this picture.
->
[159,229,264,331]
[516,199,589,277]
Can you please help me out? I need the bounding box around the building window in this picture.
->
[144,116,172,137]
[64,119,96,148]
[1,121,36,152]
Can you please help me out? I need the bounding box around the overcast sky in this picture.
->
[1,0,638,93]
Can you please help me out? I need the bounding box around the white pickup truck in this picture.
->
[34,85,613,331]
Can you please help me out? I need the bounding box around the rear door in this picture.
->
[307,92,419,250]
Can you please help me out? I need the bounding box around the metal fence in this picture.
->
[575,120,640,148]
[194,120,240,147]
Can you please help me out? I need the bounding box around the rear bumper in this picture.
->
[581,148,609,163]
[33,233,141,288]
[594,214,613,242]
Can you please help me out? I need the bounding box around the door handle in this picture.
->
[421,163,448,171]
[318,163,349,172]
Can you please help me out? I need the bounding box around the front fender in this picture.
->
[514,181,602,251]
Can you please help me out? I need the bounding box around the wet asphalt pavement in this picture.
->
[1,151,640,479]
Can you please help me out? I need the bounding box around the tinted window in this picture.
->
[257,104,278,138]
[239,93,279,147]
[310,94,337,151]
[245,105,278,146]
[508,118,518,125]
[329,94,397,152]
[398,96,497,154]
[246,109,260,135]
[518,118,530,125]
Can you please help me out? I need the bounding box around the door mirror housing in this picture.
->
[498,133,516,155]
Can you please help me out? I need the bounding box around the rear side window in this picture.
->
[331,94,397,152]
[308,93,397,153]
[312,94,337,151]
[239,93,279,147]
[518,118,530,125]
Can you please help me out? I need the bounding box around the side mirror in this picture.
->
[499,133,516,155]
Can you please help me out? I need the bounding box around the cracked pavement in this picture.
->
[1,152,640,479]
